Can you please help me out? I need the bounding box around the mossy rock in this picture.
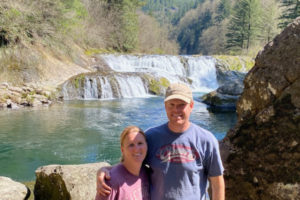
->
[34,172,71,200]
[214,55,254,71]
[149,77,170,95]
[72,74,85,89]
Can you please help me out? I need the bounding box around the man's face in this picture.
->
[164,99,194,129]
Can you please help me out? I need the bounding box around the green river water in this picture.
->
[0,94,237,181]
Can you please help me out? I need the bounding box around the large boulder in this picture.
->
[201,61,246,112]
[34,162,110,200]
[0,176,30,200]
[222,17,300,199]
[201,90,240,112]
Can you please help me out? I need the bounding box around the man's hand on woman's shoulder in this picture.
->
[96,166,112,196]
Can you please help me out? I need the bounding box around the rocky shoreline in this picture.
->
[0,162,110,200]
[0,82,61,110]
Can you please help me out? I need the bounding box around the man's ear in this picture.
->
[190,100,194,109]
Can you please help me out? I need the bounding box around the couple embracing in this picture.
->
[95,83,225,200]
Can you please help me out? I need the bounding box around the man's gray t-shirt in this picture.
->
[145,123,224,200]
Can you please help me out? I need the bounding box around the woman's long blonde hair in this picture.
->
[120,126,146,162]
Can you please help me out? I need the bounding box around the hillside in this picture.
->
[143,0,300,55]
[0,0,178,86]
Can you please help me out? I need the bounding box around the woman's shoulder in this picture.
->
[107,164,126,187]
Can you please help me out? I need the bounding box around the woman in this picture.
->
[95,126,150,200]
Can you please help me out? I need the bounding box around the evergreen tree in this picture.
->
[279,0,300,28]
[226,0,261,52]
[215,0,232,23]
[259,0,280,43]
[120,0,140,51]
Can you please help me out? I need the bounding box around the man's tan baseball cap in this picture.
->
[164,83,193,103]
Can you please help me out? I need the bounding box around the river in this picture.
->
[0,94,236,181]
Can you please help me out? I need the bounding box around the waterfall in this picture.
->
[62,74,149,100]
[184,56,218,92]
[84,77,98,99]
[100,55,186,76]
[62,54,219,100]
[115,76,148,98]
[99,77,113,99]
[101,54,218,91]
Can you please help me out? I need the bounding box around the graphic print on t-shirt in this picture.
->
[156,144,200,163]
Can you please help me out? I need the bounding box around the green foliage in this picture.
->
[59,0,88,33]
[177,2,214,54]
[148,77,170,95]
[120,0,140,52]
[73,74,85,89]
[160,77,170,87]
[279,0,300,28]
[104,0,141,52]
[0,0,87,47]
[142,0,204,25]
[142,0,282,56]
[214,55,254,71]
[215,0,232,23]
[84,48,115,55]
[226,0,262,52]
[259,0,281,43]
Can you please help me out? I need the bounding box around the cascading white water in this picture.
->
[101,54,219,92]
[61,82,70,100]
[184,56,218,92]
[115,75,148,98]
[101,55,186,76]
[62,54,219,100]
[99,77,114,99]
[84,77,98,99]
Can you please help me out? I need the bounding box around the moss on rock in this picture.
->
[214,55,254,71]
[72,74,85,89]
[148,77,170,95]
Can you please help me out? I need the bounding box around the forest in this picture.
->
[143,0,300,55]
[0,0,299,58]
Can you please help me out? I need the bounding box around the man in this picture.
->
[98,83,225,200]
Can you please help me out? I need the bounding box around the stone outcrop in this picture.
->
[34,162,110,200]
[201,61,246,112]
[0,176,30,200]
[222,17,300,199]
[0,82,56,109]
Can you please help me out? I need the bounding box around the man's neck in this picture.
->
[168,121,191,133]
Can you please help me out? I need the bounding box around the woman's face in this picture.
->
[121,131,147,164]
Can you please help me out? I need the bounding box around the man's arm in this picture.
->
[209,175,225,200]
[96,166,113,196]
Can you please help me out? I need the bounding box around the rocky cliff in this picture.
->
[222,17,300,199]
